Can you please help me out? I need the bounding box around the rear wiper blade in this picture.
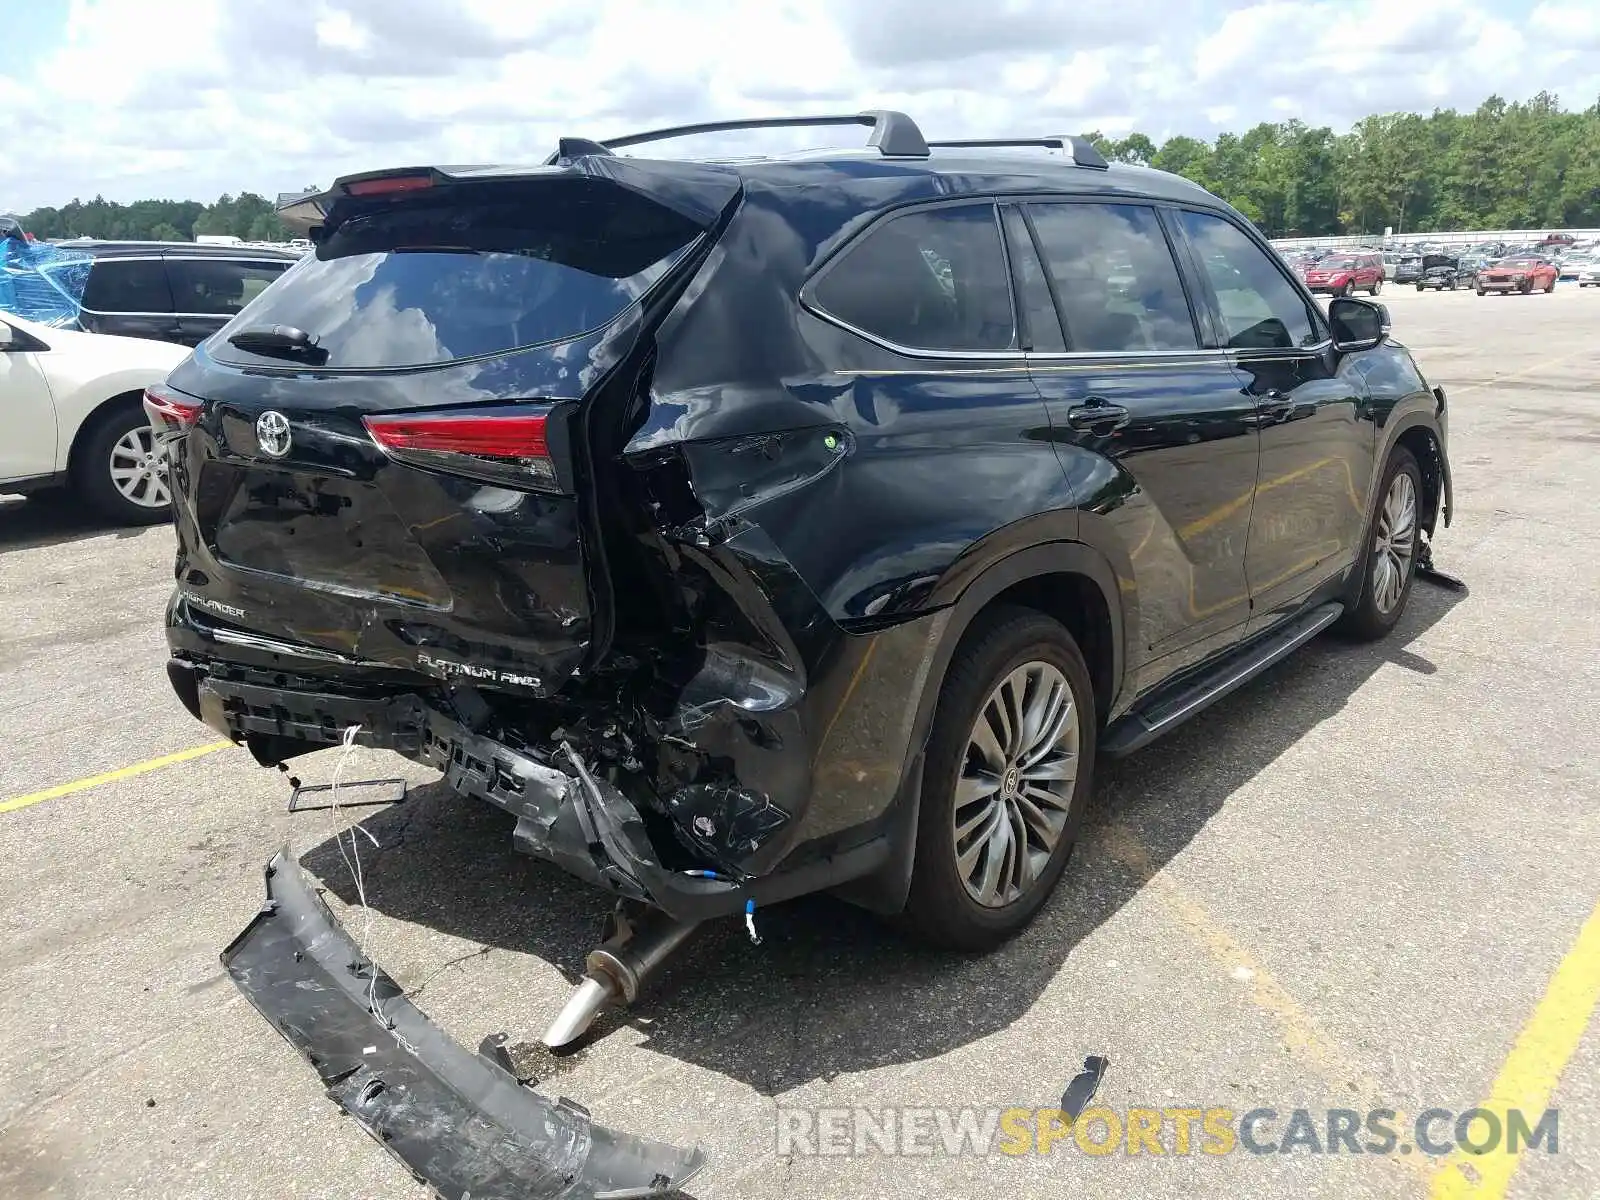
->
[227,324,329,364]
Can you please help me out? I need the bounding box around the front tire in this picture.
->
[1337,446,1422,641]
[1371,278,1383,295]
[71,398,174,526]
[1337,281,1353,297]
[901,607,1096,951]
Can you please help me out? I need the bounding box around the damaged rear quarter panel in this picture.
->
[618,178,1090,872]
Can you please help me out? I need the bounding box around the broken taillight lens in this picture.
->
[363,409,559,491]
[143,384,202,436]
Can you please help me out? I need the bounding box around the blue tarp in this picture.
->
[1,235,93,327]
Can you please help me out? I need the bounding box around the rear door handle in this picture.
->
[1065,398,1131,433]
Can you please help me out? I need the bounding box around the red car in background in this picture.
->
[1302,251,1385,296]
[1476,256,1559,295]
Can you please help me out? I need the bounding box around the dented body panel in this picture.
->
[163,150,1452,911]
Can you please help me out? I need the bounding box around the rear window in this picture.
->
[211,180,703,369]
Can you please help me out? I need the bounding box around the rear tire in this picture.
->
[71,398,174,526]
[1337,446,1422,642]
[1545,278,1556,293]
[1371,279,1382,296]
[900,607,1096,952]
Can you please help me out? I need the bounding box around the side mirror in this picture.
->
[1329,296,1388,352]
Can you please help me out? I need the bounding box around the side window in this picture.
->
[1025,202,1198,353]
[167,259,290,316]
[1000,207,1066,353]
[80,260,173,314]
[811,204,1015,352]
[1176,211,1320,350]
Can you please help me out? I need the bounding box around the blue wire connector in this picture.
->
[744,899,762,946]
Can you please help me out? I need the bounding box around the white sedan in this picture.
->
[2,312,190,524]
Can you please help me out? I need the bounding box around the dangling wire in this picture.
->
[327,724,388,1025]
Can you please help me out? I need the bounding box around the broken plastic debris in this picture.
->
[1061,1055,1109,1122]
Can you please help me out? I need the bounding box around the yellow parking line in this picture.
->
[0,741,233,814]
[1447,346,1595,398]
[1429,896,1600,1199]
[1104,822,1431,1180]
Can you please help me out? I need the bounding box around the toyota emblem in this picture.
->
[255,410,291,458]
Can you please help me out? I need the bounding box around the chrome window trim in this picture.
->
[85,254,295,266]
[78,308,235,320]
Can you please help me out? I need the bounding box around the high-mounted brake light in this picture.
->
[143,385,202,434]
[363,410,559,491]
[344,174,434,197]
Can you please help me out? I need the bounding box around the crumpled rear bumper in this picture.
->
[223,849,704,1200]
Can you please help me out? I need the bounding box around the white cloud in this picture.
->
[0,0,1596,211]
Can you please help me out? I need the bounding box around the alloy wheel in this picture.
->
[109,425,172,508]
[1371,471,1417,615]
[954,661,1080,908]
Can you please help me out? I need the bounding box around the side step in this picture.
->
[1101,601,1344,757]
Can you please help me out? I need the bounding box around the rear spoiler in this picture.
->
[276,159,742,237]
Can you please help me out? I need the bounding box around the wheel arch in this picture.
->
[909,542,1125,757]
[1386,415,1450,536]
[65,388,147,479]
[831,540,1125,917]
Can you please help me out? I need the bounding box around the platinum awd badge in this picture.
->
[256,410,291,458]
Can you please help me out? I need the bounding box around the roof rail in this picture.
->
[546,110,931,163]
[924,135,1110,170]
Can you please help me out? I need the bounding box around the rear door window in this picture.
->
[1024,202,1199,353]
[167,258,290,317]
[809,204,1016,353]
[211,180,704,369]
[81,259,174,315]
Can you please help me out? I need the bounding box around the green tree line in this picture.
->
[16,191,301,243]
[1086,92,1600,236]
[13,92,1600,241]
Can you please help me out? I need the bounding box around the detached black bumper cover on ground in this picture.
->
[222,850,705,1199]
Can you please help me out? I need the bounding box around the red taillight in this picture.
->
[363,411,558,491]
[143,385,202,433]
[345,174,434,197]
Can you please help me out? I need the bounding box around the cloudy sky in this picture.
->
[1,0,1597,212]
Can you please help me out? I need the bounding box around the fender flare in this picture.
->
[908,540,1126,757]
[833,539,1126,916]
[1378,409,1451,532]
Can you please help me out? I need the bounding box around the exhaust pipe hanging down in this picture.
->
[544,905,702,1048]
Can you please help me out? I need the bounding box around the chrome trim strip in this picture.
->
[76,254,295,266]
[79,308,231,320]
[207,626,359,665]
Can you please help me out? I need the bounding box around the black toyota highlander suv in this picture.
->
[154,112,1452,955]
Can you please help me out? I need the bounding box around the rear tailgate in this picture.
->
[163,166,737,696]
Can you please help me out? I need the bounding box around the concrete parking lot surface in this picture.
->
[2,286,1598,1200]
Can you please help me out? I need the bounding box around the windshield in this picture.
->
[1320,257,1357,269]
[211,179,703,370]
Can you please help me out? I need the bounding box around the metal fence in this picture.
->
[1271,229,1600,251]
